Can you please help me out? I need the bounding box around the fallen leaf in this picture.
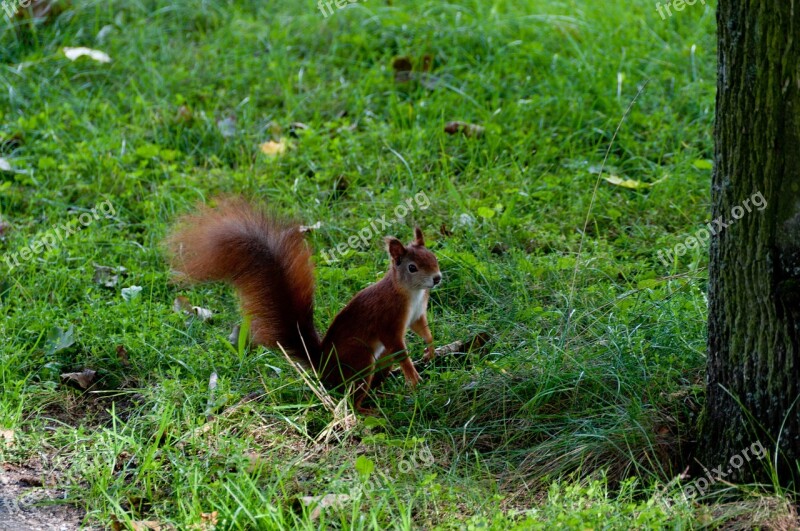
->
[439,223,453,237]
[63,47,111,63]
[297,494,351,520]
[0,429,14,448]
[188,511,219,531]
[45,324,75,355]
[201,512,218,527]
[392,56,413,83]
[259,138,288,157]
[444,121,485,138]
[216,116,237,138]
[121,285,143,302]
[602,174,667,189]
[130,521,171,531]
[0,158,11,172]
[173,296,213,321]
[93,264,128,288]
[299,221,322,233]
[430,332,491,359]
[0,220,10,238]
[60,369,98,390]
[116,345,130,367]
[191,306,213,321]
[173,295,192,314]
[227,324,241,346]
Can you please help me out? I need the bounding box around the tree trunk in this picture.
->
[700,1,800,487]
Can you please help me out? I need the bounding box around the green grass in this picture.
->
[0,0,795,529]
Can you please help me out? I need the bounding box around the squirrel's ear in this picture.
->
[414,227,425,247]
[385,237,406,262]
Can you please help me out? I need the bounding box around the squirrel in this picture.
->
[165,197,442,412]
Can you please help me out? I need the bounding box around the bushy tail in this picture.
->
[166,197,322,366]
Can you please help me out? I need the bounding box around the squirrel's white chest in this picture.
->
[405,289,427,329]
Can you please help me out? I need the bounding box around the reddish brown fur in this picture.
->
[165,197,441,412]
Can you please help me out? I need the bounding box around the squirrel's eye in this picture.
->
[408,264,418,273]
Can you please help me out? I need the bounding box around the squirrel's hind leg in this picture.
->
[353,372,376,414]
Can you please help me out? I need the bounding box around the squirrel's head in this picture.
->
[385,227,442,290]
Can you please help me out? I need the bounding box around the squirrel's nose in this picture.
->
[432,274,442,285]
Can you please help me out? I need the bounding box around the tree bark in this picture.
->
[700,1,800,487]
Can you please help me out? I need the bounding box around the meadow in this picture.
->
[1,0,794,528]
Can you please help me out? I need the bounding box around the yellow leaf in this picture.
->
[260,138,288,157]
[602,174,667,189]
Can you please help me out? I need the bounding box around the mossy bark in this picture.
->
[699,1,800,486]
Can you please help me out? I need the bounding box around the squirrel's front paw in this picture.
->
[423,345,436,361]
[400,358,422,387]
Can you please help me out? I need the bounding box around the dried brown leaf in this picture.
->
[187,511,219,531]
[392,56,413,83]
[173,296,213,321]
[444,121,485,138]
[60,369,98,390]
[430,332,491,359]
[130,521,172,531]
[93,264,128,288]
[116,345,130,367]
[0,428,14,448]
[297,494,351,520]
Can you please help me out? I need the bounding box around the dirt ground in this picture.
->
[0,463,88,531]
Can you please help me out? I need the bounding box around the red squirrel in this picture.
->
[166,197,442,412]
